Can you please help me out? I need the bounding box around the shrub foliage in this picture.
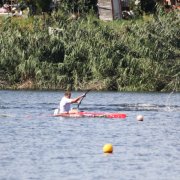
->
[0,8,179,91]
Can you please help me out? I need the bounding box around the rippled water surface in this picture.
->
[0,90,180,180]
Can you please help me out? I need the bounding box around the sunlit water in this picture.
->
[0,90,180,180]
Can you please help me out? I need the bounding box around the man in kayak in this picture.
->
[59,91,85,114]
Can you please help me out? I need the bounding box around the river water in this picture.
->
[0,90,180,180]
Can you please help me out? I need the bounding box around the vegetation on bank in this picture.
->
[0,7,179,91]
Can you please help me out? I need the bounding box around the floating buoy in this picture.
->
[103,144,113,153]
[136,115,144,121]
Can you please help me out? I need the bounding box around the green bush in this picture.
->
[0,7,179,91]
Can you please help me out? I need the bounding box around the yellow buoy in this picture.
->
[103,144,113,153]
[136,115,144,121]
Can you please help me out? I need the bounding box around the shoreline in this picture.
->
[0,80,179,92]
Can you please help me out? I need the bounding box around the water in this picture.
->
[0,90,180,180]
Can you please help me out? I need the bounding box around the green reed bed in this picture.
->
[0,9,179,91]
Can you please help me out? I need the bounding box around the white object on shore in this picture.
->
[48,27,63,36]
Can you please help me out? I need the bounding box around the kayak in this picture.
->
[53,111,127,119]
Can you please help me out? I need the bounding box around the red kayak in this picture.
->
[53,111,127,119]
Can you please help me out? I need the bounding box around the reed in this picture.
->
[0,8,179,91]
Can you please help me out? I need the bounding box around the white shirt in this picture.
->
[59,96,72,113]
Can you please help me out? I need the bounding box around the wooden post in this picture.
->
[111,0,114,19]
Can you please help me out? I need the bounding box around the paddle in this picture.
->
[77,90,91,110]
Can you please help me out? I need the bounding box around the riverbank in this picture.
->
[0,10,179,92]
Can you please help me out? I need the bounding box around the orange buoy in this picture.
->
[103,144,113,153]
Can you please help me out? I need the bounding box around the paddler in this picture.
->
[59,91,85,114]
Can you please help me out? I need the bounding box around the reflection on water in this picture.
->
[0,90,180,180]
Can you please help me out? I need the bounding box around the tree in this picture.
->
[58,0,97,13]
[23,0,52,14]
[141,0,157,13]
[35,0,52,12]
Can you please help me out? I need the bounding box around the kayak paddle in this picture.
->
[77,90,91,110]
